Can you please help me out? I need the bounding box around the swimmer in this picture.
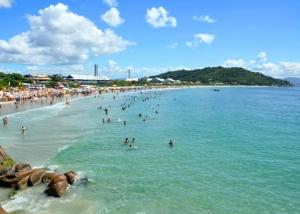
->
[132,138,135,143]
[102,118,105,123]
[123,121,127,125]
[138,113,142,117]
[168,140,174,147]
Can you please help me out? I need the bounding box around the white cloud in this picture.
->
[169,42,178,50]
[256,51,267,62]
[223,52,300,78]
[0,0,13,8]
[0,3,133,65]
[193,15,215,23]
[146,7,177,28]
[186,33,215,48]
[186,41,197,48]
[103,0,118,7]
[101,7,124,27]
[194,33,215,44]
[223,59,246,67]
[26,64,86,75]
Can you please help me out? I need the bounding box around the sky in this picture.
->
[0,0,300,79]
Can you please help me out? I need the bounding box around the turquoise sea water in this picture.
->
[1,87,300,214]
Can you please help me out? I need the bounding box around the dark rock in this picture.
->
[17,175,30,190]
[15,163,31,172]
[0,206,7,214]
[29,170,46,186]
[0,165,8,176]
[0,146,15,169]
[42,172,60,184]
[64,171,78,185]
[46,175,68,197]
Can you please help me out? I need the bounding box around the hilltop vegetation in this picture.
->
[152,67,291,86]
[0,72,25,89]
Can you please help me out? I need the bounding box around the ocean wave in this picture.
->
[2,187,51,213]
[57,145,71,153]
[5,102,65,118]
[47,165,60,171]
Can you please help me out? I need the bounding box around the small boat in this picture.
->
[212,89,220,91]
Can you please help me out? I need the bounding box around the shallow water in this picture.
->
[1,87,300,213]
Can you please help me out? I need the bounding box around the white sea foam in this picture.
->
[57,145,71,153]
[2,187,51,213]
[47,165,60,171]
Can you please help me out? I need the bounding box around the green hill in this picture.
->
[151,66,291,86]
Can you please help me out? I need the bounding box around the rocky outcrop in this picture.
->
[0,206,7,214]
[64,171,78,185]
[46,175,69,197]
[0,146,15,170]
[0,146,86,201]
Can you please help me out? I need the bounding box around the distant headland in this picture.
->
[151,66,292,87]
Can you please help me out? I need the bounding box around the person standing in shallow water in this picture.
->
[21,126,27,135]
[2,116,8,125]
[169,140,174,147]
[124,138,129,144]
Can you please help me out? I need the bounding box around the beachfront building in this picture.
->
[125,78,139,82]
[66,74,110,85]
[164,78,176,84]
[24,74,51,85]
[147,78,165,84]
[147,77,177,84]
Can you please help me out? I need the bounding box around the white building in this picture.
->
[125,78,139,82]
[66,74,110,84]
[147,78,165,83]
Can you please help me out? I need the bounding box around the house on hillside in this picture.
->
[66,74,110,84]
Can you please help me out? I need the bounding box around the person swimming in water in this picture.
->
[123,120,127,125]
[104,108,108,115]
[132,138,135,143]
[169,140,174,147]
